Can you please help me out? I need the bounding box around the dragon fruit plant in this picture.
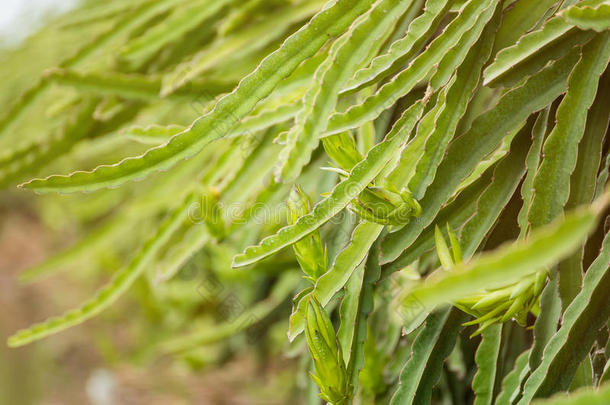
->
[2,0,610,403]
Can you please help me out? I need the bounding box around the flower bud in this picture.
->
[434,225,547,336]
[305,297,350,405]
[287,187,327,282]
[350,187,421,226]
[321,132,421,228]
[321,132,363,172]
[192,186,224,238]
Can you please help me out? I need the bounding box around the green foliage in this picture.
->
[3,0,610,403]
[561,2,610,32]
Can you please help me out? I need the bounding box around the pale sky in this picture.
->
[0,0,78,46]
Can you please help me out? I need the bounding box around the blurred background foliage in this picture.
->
[0,1,318,403]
